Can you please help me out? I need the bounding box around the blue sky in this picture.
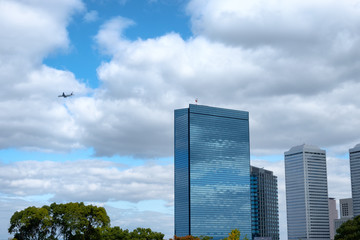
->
[44,0,191,89]
[1,0,360,239]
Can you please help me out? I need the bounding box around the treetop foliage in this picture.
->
[335,215,360,240]
[9,205,248,240]
[8,202,163,240]
[222,229,248,240]
[171,235,213,240]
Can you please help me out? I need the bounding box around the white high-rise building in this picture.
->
[339,198,353,218]
[350,144,360,217]
[285,144,330,240]
[328,198,338,240]
[334,198,354,232]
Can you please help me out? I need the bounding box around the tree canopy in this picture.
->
[9,205,249,240]
[8,202,160,240]
[129,227,165,240]
[101,226,130,240]
[9,202,110,240]
[335,215,360,240]
[222,229,249,240]
[171,235,212,240]
[101,226,164,240]
[9,206,53,240]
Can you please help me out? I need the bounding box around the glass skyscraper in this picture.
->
[350,144,360,217]
[251,166,279,240]
[174,104,251,240]
[285,144,330,240]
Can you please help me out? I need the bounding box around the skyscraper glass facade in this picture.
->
[251,174,259,237]
[350,144,360,217]
[174,104,251,240]
[174,108,190,237]
[285,144,330,240]
[250,166,279,240]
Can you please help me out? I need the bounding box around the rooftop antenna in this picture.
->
[195,98,198,105]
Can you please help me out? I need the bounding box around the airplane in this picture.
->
[58,92,73,98]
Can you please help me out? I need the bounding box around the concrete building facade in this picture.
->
[285,144,330,240]
[334,198,354,234]
[339,198,353,219]
[328,198,338,240]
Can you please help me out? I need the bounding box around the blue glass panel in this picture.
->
[175,105,252,240]
[250,166,279,240]
[174,108,190,237]
[189,104,249,120]
[189,106,251,240]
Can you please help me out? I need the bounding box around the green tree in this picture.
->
[222,229,249,240]
[101,226,165,240]
[8,206,52,240]
[101,226,130,240]
[171,235,212,240]
[171,236,200,240]
[9,203,165,240]
[129,227,164,240]
[9,202,110,240]
[51,202,110,240]
[335,215,360,240]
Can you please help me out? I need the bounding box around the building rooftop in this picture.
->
[251,165,274,175]
[188,104,248,120]
[285,143,325,155]
[350,144,360,152]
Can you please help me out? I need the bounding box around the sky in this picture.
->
[0,0,360,239]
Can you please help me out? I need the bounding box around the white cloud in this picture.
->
[0,65,87,152]
[84,10,99,22]
[95,16,135,55]
[89,11,360,157]
[327,156,352,200]
[2,0,360,158]
[0,0,89,152]
[0,0,83,62]
[0,160,173,203]
[187,0,360,49]
[1,1,359,237]
[0,159,174,239]
[67,97,173,157]
[107,205,173,238]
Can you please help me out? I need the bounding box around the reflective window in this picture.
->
[175,105,251,240]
